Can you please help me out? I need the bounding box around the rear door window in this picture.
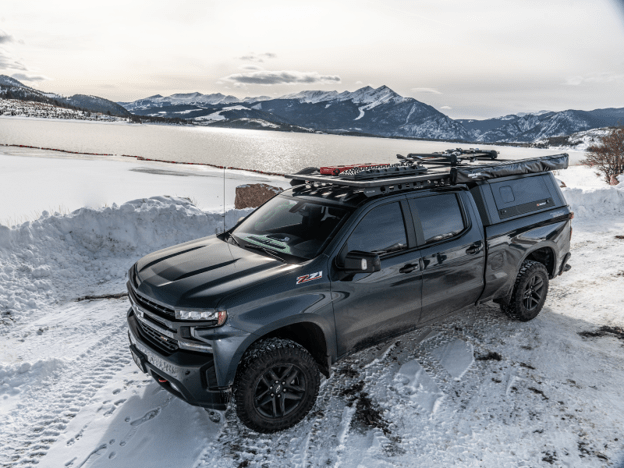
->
[409,194,465,244]
[345,202,407,255]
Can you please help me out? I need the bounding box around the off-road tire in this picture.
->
[501,260,549,322]
[234,338,320,433]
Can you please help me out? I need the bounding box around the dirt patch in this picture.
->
[577,440,609,461]
[340,381,402,453]
[476,351,502,361]
[75,292,128,302]
[542,451,557,464]
[340,381,365,398]
[338,367,360,378]
[528,387,548,400]
[353,393,390,436]
[520,362,536,370]
[615,235,624,240]
[578,326,624,343]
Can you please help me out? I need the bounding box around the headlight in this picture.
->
[174,309,227,325]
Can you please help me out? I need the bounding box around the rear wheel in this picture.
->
[501,260,549,321]
[234,338,320,433]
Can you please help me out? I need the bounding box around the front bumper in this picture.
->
[127,311,230,410]
[558,252,572,276]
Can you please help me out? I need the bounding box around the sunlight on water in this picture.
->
[0,118,585,173]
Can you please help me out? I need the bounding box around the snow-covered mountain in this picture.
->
[119,85,470,140]
[120,85,624,143]
[0,75,28,88]
[58,94,130,116]
[0,75,129,117]
[4,73,622,144]
[253,85,469,140]
[118,92,241,112]
[458,108,624,143]
[534,126,615,151]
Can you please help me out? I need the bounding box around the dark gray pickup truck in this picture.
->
[126,149,572,432]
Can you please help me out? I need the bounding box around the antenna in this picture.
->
[223,165,226,233]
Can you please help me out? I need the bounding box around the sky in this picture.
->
[1,0,624,119]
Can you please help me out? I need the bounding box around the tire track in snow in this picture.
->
[0,323,131,467]
[193,368,367,468]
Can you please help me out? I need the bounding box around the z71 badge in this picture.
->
[296,271,322,284]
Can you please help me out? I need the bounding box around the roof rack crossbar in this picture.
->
[286,152,569,196]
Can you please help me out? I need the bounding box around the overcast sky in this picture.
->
[1,0,624,119]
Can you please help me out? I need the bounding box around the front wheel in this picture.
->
[234,338,320,433]
[501,260,549,322]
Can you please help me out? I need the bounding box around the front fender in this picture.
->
[216,288,337,387]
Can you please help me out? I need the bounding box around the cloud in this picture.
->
[440,106,452,110]
[0,30,14,44]
[412,87,442,94]
[564,72,624,86]
[11,73,48,82]
[223,70,341,85]
[355,80,363,85]
[239,52,277,63]
[240,64,263,71]
[0,50,27,71]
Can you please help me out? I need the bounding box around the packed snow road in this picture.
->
[1,177,624,467]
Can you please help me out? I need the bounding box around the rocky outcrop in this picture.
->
[235,184,283,209]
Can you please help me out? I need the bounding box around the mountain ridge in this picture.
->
[118,84,622,142]
[0,75,129,117]
[2,74,622,143]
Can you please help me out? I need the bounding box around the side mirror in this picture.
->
[341,250,381,273]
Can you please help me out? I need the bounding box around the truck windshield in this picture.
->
[231,195,351,260]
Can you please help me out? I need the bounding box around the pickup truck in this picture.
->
[125,149,572,433]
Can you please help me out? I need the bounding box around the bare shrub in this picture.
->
[581,126,624,184]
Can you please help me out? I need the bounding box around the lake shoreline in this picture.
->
[0,118,586,172]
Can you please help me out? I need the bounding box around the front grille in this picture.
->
[129,287,176,320]
[136,318,179,354]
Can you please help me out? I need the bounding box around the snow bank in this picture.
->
[562,183,624,217]
[0,196,250,316]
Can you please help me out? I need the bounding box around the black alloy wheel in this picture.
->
[253,364,306,419]
[501,260,549,322]
[522,274,545,311]
[234,338,320,433]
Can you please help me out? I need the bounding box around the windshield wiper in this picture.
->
[224,231,241,247]
[244,243,286,263]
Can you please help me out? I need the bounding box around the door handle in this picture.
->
[466,242,482,255]
[399,263,418,274]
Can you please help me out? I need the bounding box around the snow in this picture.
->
[0,146,288,226]
[120,92,242,111]
[394,359,444,414]
[281,85,406,110]
[1,147,624,467]
[430,339,474,381]
[1,99,126,123]
[193,106,250,122]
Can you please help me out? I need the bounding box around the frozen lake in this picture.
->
[0,117,585,173]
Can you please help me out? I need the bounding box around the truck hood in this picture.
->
[133,236,289,309]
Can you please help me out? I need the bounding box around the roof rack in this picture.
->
[287,150,569,198]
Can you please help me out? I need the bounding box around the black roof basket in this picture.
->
[286,149,569,198]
